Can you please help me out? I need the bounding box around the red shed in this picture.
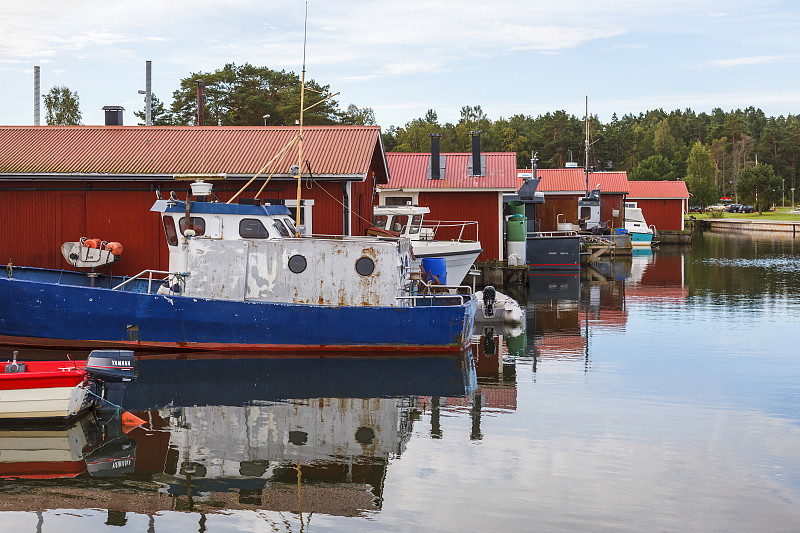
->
[625,181,690,231]
[0,125,388,276]
[381,138,518,261]
[517,168,629,231]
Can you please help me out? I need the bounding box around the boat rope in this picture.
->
[85,387,124,415]
[5,260,11,278]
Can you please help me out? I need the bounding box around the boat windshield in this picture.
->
[409,214,423,234]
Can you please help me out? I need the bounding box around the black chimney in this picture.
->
[430,133,442,180]
[470,131,483,176]
[102,106,124,126]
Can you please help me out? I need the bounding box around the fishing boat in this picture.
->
[370,204,483,284]
[0,178,476,353]
[0,350,136,422]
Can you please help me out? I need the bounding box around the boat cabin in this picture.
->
[578,189,602,230]
[372,205,434,240]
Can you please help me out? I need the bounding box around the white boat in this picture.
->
[371,205,483,285]
[474,287,524,325]
[623,202,655,246]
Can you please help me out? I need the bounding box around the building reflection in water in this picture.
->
[526,248,688,371]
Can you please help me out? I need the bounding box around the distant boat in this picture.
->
[370,204,483,285]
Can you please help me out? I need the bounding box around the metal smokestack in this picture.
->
[430,133,442,180]
[470,131,482,176]
[34,66,40,126]
[145,60,152,126]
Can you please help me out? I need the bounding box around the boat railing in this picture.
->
[112,270,185,294]
[527,230,580,238]
[398,279,473,306]
[421,220,479,242]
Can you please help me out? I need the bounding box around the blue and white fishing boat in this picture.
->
[0,177,476,353]
[623,202,655,247]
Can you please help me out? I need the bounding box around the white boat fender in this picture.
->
[483,286,496,318]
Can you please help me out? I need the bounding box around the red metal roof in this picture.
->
[516,168,630,194]
[0,125,386,183]
[384,152,518,190]
[626,180,689,199]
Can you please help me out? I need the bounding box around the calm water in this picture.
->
[2,232,800,532]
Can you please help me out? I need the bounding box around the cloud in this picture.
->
[708,55,799,68]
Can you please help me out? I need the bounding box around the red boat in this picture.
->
[0,350,136,422]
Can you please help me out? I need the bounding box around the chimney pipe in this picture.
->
[470,131,482,176]
[194,79,205,126]
[102,106,125,126]
[34,66,40,126]
[145,60,152,126]
[430,133,442,180]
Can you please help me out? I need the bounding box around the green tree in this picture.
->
[134,93,174,125]
[737,163,781,214]
[43,85,82,125]
[340,104,376,125]
[629,155,675,181]
[170,63,340,126]
[685,142,717,207]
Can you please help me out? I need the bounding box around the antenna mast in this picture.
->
[294,3,309,237]
[584,95,589,196]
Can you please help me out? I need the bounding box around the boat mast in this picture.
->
[584,95,589,196]
[294,3,308,237]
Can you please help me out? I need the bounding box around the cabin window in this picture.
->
[392,215,409,233]
[373,215,389,229]
[163,216,178,246]
[283,217,298,236]
[409,214,423,235]
[385,196,412,206]
[579,206,592,220]
[272,219,291,238]
[239,218,269,239]
[179,217,206,237]
[355,256,375,277]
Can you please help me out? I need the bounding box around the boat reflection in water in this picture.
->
[0,352,477,519]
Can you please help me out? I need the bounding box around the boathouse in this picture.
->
[625,180,690,231]
[0,125,388,276]
[516,168,629,232]
[380,134,519,261]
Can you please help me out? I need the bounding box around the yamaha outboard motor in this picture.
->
[86,350,136,414]
[483,285,496,318]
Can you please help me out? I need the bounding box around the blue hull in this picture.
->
[0,268,476,353]
[630,231,653,246]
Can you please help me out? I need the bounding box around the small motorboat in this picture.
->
[474,286,524,325]
[0,350,137,422]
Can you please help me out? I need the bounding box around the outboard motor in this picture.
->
[483,285,496,318]
[85,350,136,414]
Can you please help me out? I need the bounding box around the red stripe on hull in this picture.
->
[0,334,466,355]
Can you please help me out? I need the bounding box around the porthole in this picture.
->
[355,256,375,276]
[288,254,307,274]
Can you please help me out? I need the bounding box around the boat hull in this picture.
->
[0,268,476,353]
[0,362,91,421]
[411,242,482,285]
[630,231,653,246]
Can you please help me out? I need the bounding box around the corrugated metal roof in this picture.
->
[516,168,630,194]
[0,125,386,182]
[627,180,690,199]
[384,152,518,190]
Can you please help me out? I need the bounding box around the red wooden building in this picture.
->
[516,169,629,232]
[626,181,690,231]
[0,125,389,276]
[380,136,518,261]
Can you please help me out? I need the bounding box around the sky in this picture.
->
[2,0,800,129]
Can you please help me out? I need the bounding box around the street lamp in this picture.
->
[263,114,270,126]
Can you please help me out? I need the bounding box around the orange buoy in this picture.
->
[104,241,124,256]
[83,238,103,249]
[121,411,146,428]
